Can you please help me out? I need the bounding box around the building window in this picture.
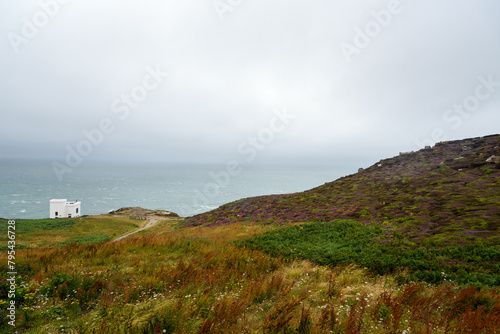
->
[68,214,72,218]
[55,212,58,216]
[76,208,79,214]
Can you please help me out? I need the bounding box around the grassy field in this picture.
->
[0,216,153,249]
[0,217,498,333]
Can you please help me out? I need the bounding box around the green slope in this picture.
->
[184,134,500,245]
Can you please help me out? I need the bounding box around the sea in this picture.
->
[0,160,356,219]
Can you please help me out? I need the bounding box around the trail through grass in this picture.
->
[0,216,151,248]
[0,220,498,333]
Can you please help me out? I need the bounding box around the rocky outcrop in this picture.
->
[109,207,179,218]
[487,155,500,164]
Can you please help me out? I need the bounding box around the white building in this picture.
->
[50,199,81,219]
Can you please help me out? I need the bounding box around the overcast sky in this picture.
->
[1,0,499,169]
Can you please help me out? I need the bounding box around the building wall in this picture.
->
[50,199,81,218]
[50,199,67,219]
[66,202,81,218]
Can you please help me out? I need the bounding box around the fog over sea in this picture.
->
[0,160,354,219]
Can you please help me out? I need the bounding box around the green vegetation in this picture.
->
[184,135,500,248]
[0,135,499,332]
[238,220,500,288]
[0,218,76,234]
[0,221,498,333]
[0,216,148,248]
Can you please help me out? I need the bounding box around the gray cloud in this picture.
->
[1,0,499,167]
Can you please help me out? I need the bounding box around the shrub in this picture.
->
[238,220,500,287]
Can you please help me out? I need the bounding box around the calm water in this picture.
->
[0,160,354,219]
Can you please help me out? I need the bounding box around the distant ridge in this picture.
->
[183,134,500,243]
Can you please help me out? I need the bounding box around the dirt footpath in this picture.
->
[112,215,162,242]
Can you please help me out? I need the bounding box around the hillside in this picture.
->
[184,135,500,244]
[2,214,499,333]
[1,139,499,333]
[0,208,180,249]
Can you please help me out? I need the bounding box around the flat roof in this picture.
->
[50,199,81,204]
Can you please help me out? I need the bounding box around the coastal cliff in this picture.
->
[184,134,500,243]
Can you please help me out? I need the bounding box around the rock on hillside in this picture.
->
[183,135,500,242]
[109,207,179,219]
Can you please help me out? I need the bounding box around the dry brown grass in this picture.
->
[1,217,499,333]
